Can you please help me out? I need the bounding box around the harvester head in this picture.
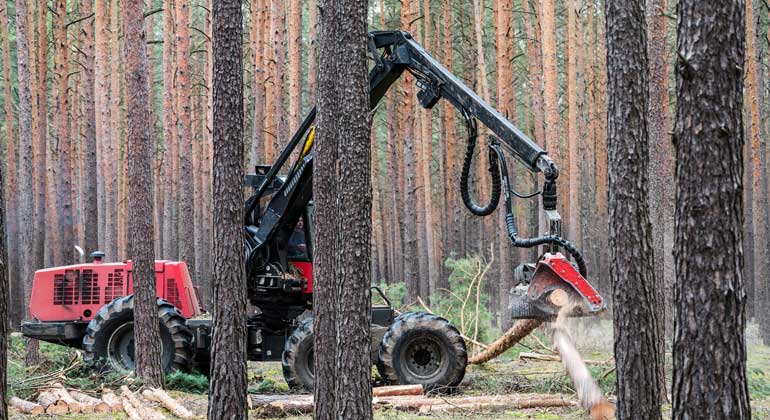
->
[509,253,605,321]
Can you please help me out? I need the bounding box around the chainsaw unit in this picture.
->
[22,30,604,392]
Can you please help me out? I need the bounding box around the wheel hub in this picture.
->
[403,336,443,379]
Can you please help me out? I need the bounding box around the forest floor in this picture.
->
[6,320,770,419]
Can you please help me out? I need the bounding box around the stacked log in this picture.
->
[37,391,69,415]
[101,388,124,412]
[120,385,166,420]
[71,390,112,413]
[9,397,44,415]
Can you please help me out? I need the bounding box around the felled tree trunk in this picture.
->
[468,319,542,364]
[10,397,44,415]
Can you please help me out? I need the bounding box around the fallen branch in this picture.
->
[469,319,543,364]
[143,388,195,419]
[10,396,44,415]
[70,390,111,413]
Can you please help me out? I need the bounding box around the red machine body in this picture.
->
[28,259,203,322]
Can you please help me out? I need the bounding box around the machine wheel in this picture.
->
[377,312,467,392]
[83,295,194,373]
[282,317,315,391]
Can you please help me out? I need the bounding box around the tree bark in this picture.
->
[541,0,560,209]
[400,0,419,301]
[95,0,112,257]
[645,0,672,399]
[176,0,195,271]
[162,0,178,260]
[288,0,302,133]
[0,127,7,420]
[606,0,664,418]
[313,0,373,417]
[15,0,41,366]
[746,0,770,344]
[671,0,752,418]
[81,0,98,253]
[0,0,19,329]
[124,0,164,388]
[208,0,248,418]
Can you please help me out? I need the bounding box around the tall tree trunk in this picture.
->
[672,1,751,418]
[313,0,373,417]
[400,0,419,301]
[162,0,178,260]
[108,0,121,259]
[271,0,287,150]
[15,0,41,366]
[209,0,248,416]
[176,0,195,270]
[746,0,770,344]
[566,0,579,245]
[420,0,437,298]
[646,0,673,336]
[250,0,266,168]
[541,0,561,217]
[95,0,112,257]
[54,0,75,264]
[288,0,302,133]
[606,0,664,418]
[124,0,164,388]
[0,110,7,420]
[0,0,19,328]
[82,0,98,253]
[441,0,457,258]
[308,0,318,102]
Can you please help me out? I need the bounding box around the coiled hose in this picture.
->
[459,109,588,277]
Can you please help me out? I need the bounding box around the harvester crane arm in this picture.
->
[246,30,590,289]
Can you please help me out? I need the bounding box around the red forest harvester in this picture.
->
[22,31,605,391]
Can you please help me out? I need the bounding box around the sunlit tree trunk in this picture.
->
[288,0,301,133]
[108,0,122,259]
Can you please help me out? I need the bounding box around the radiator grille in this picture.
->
[104,269,125,303]
[53,270,79,305]
[80,269,100,304]
[166,278,182,309]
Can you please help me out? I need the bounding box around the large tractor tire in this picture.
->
[83,295,194,373]
[282,317,315,391]
[377,312,467,392]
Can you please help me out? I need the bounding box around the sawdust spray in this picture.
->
[552,303,616,420]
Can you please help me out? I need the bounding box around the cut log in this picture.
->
[49,382,82,413]
[37,391,69,415]
[10,397,45,415]
[416,395,576,413]
[143,388,195,419]
[122,398,145,420]
[549,289,570,307]
[260,399,314,416]
[520,351,610,366]
[71,390,111,413]
[469,319,543,364]
[590,399,616,420]
[101,389,124,412]
[372,384,423,397]
[121,385,166,420]
[250,394,313,408]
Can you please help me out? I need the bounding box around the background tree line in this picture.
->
[0,0,769,344]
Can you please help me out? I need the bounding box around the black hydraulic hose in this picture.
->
[460,109,501,216]
[488,143,588,278]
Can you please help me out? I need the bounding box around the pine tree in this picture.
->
[124,0,164,388]
[671,0,751,418]
[606,0,664,417]
[313,0,373,417]
[208,0,248,417]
